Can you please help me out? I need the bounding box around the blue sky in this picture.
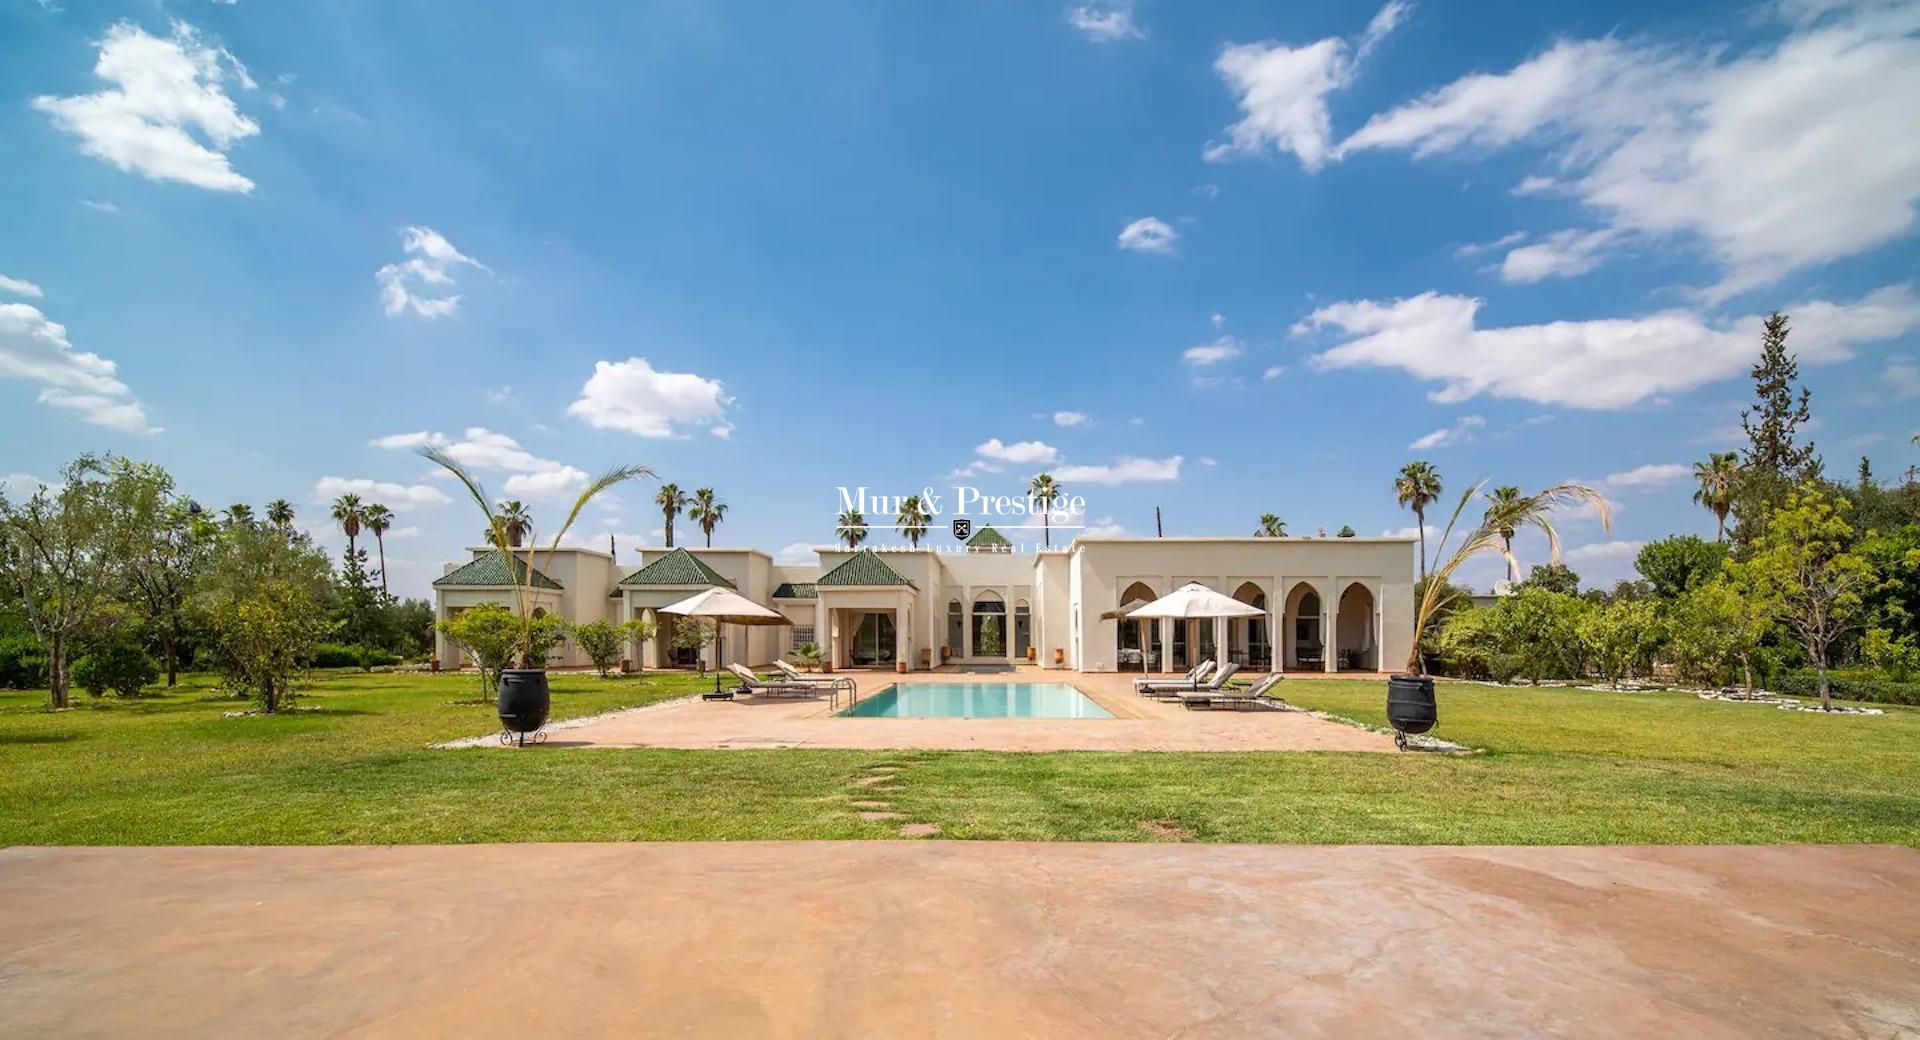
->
[4,0,1918,598]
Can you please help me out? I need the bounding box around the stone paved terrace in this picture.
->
[2,842,1916,1038]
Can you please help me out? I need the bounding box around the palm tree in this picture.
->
[493,501,533,547]
[836,509,867,549]
[361,503,393,597]
[265,499,294,534]
[655,483,689,548]
[330,494,364,557]
[1404,480,1612,675]
[1393,461,1443,578]
[1254,514,1286,537]
[1482,485,1525,582]
[1029,473,1063,548]
[689,488,727,547]
[1692,451,1739,542]
[223,503,254,527]
[897,495,931,547]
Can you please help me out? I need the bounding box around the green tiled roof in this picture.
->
[816,549,915,587]
[432,550,563,590]
[772,582,817,599]
[616,547,736,589]
[966,525,1012,548]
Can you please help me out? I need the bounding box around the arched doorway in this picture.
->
[1336,583,1378,671]
[971,591,1007,659]
[1230,582,1269,670]
[1115,581,1160,671]
[1013,599,1032,660]
[945,598,963,659]
[1283,582,1324,670]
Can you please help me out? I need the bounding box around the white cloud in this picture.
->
[1455,230,1526,257]
[310,477,451,507]
[80,199,122,214]
[1408,415,1485,450]
[1299,283,1920,410]
[33,21,258,193]
[1263,365,1286,381]
[976,438,1060,465]
[1198,456,1219,467]
[1078,516,1129,539]
[1182,336,1243,365]
[1498,228,1621,283]
[503,466,588,499]
[0,276,45,299]
[1204,1,1412,170]
[1604,462,1690,488]
[1052,410,1089,427]
[1565,540,1648,563]
[775,541,815,564]
[368,430,446,451]
[1053,455,1183,485]
[376,226,487,319]
[1884,355,1920,399]
[1066,2,1145,42]
[1210,312,1227,329]
[0,473,53,497]
[1339,6,1920,297]
[567,357,732,438]
[385,525,423,540]
[483,384,514,404]
[371,427,593,500]
[1383,523,1439,540]
[1117,216,1178,254]
[0,302,159,433]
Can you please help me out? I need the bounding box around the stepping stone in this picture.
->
[849,800,892,809]
[858,811,905,822]
[852,775,896,787]
[899,823,941,837]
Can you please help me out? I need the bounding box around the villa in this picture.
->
[433,529,1416,674]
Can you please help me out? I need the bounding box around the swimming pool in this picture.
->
[838,682,1112,719]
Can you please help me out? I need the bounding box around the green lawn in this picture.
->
[1,671,1915,846]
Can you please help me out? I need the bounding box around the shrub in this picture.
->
[0,632,48,690]
[70,638,159,698]
[308,643,400,669]
[1772,669,1920,706]
[573,620,624,678]
[792,642,824,672]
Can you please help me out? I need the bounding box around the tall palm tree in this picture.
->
[361,503,393,597]
[1693,451,1740,542]
[493,501,532,547]
[1254,514,1286,537]
[223,503,254,527]
[836,509,867,549]
[330,494,364,557]
[655,483,689,548]
[1028,473,1063,548]
[897,495,931,547]
[1482,485,1525,582]
[265,499,294,534]
[1393,461,1443,578]
[689,487,727,547]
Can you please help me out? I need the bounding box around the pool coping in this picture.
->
[834,679,1118,720]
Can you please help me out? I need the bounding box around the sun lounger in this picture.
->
[775,660,857,701]
[1134,660,1214,693]
[727,663,823,700]
[1181,672,1284,710]
[1140,661,1237,697]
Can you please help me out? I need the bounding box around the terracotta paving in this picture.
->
[2,842,1916,1038]
[530,667,1397,752]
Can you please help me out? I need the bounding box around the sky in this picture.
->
[3,0,1919,599]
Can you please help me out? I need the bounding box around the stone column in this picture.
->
[894,604,910,671]
[639,607,660,671]
[1325,578,1338,673]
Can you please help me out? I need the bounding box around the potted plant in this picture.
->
[421,445,651,744]
[1053,648,1064,665]
[941,645,951,661]
[920,647,932,667]
[1393,479,1609,748]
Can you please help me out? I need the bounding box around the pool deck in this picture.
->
[526,667,1398,752]
[4,841,1916,1038]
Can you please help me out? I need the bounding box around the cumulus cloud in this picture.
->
[1052,410,1089,427]
[566,357,732,438]
[503,467,588,499]
[976,438,1060,465]
[33,21,258,193]
[311,477,451,507]
[1053,455,1183,485]
[1182,336,1243,365]
[1565,540,1648,563]
[1604,463,1690,488]
[1408,415,1485,450]
[1339,4,1920,296]
[1498,228,1621,283]
[0,302,158,433]
[1299,284,1920,410]
[0,276,45,299]
[375,226,488,319]
[1117,216,1178,254]
[370,427,589,500]
[1204,1,1412,170]
[1066,2,1145,42]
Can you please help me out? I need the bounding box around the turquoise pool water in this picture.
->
[838,682,1112,719]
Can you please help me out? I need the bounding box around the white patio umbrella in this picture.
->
[660,587,791,692]
[1127,582,1262,676]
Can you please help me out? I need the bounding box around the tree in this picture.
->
[1693,452,1740,542]
[1728,485,1872,710]
[896,495,931,548]
[671,620,717,675]
[836,509,866,549]
[109,459,215,686]
[689,488,727,548]
[623,616,657,674]
[437,602,521,699]
[360,503,393,597]
[266,499,295,534]
[1668,580,1775,694]
[0,455,133,708]
[1336,525,1356,538]
[1740,312,1818,479]
[1516,562,1580,596]
[1482,485,1526,582]
[71,633,159,698]
[1029,474,1062,548]
[1254,514,1286,537]
[1394,461,1443,578]
[196,522,334,712]
[330,494,364,558]
[573,619,626,678]
[495,501,532,547]
[331,546,381,664]
[655,484,689,548]
[1634,535,1729,599]
[1403,480,1612,676]
[1577,599,1662,687]
[977,614,1004,655]
[223,503,254,527]
[1488,588,1592,682]
[792,641,824,671]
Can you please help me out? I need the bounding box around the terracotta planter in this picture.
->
[920,648,932,666]
[895,661,907,673]
[941,646,951,661]
[1052,648,1065,665]
[1027,647,1037,662]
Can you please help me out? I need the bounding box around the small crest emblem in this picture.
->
[951,518,972,541]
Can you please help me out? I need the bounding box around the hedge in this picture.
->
[1773,670,1920,706]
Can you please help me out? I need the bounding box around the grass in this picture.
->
[0,671,1916,846]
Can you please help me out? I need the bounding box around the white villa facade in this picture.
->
[433,529,1416,674]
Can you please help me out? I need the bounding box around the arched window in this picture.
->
[1116,581,1160,670]
[971,591,1006,657]
[1014,599,1032,659]
[1233,582,1269,668]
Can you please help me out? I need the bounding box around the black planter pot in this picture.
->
[1385,674,1437,749]
[497,669,551,744]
